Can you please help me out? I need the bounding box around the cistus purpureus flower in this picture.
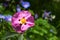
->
[21,1,30,9]
[11,10,34,33]
[16,4,21,12]
[4,15,12,22]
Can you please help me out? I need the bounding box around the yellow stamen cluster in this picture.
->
[20,17,26,24]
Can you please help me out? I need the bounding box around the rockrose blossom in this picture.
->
[11,10,34,33]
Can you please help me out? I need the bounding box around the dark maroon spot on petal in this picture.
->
[19,19,20,21]
[20,24,22,26]
[23,17,25,18]
[24,23,26,25]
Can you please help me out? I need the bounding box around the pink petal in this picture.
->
[27,16,34,23]
[26,22,34,26]
[21,24,30,31]
[12,24,24,33]
[12,17,20,27]
[21,21,34,31]
[18,10,31,19]
[13,12,19,18]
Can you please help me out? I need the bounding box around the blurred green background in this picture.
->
[0,0,60,40]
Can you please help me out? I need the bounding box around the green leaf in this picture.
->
[1,33,19,40]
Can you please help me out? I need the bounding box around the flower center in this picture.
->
[20,17,26,24]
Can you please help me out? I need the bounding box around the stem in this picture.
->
[21,34,24,40]
[18,34,24,40]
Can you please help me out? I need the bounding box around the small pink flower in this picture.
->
[11,10,34,33]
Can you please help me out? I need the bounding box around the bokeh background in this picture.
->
[0,0,60,40]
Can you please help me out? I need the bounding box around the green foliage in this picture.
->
[25,18,57,40]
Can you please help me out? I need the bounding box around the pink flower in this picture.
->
[11,10,34,33]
